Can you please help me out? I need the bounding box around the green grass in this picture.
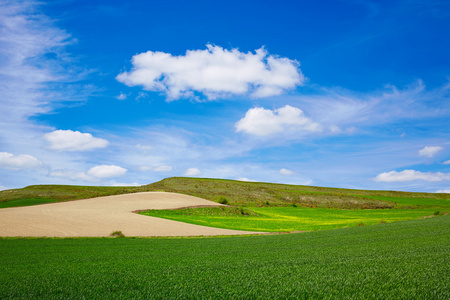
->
[0,197,56,208]
[140,206,446,232]
[0,216,448,299]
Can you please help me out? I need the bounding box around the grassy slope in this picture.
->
[0,216,448,299]
[147,177,450,209]
[1,177,449,209]
[0,185,145,208]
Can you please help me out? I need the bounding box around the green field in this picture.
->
[1,216,448,299]
[140,206,446,232]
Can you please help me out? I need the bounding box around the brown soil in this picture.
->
[0,192,261,237]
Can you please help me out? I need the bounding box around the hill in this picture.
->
[1,177,449,209]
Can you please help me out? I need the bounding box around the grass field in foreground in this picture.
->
[140,206,446,232]
[0,216,448,299]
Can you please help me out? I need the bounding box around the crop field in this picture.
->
[140,206,445,232]
[0,216,449,299]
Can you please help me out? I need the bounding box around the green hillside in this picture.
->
[1,177,449,209]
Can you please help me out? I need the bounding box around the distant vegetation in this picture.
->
[1,216,448,298]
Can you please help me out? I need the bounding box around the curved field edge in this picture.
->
[139,206,448,232]
[1,177,449,209]
[0,216,448,299]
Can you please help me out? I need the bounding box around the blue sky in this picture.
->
[0,0,449,192]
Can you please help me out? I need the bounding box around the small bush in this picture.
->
[434,211,442,216]
[110,231,125,238]
[218,196,228,205]
[380,219,387,224]
[356,222,365,227]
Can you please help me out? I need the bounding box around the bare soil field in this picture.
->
[0,192,259,237]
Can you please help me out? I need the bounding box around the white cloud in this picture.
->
[184,168,201,176]
[443,160,450,165]
[136,92,148,100]
[117,44,304,100]
[294,80,450,131]
[139,165,172,172]
[235,105,322,136]
[0,1,94,151]
[136,144,153,150]
[44,130,109,151]
[436,190,450,193]
[280,168,294,176]
[116,93,127,100]
[374,170,450,182]
[153,165,172,172]
[86,165,127,178]
[419,146,443,158]
[138,166,151,171]
[49,170,93,181]
[0,152,43,170]
[50,164,127,182]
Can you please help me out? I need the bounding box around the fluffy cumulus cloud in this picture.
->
[86,165,127,178]
[444,160,450,165]
[50,165,127,181]
[184,168,201,176]
[374,170,450,182]
[419,146,443,158]
[117,44,303,100]
[43,130,109,151]
[0,152,43,170]
[235,105,322,136]
[280,168,294,176]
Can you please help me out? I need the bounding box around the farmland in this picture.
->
[140,206,445,232]
[0,216,448,299]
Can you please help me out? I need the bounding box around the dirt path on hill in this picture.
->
[0,192,261,237]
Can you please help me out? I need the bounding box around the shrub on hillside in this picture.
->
[218,196,228,205]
